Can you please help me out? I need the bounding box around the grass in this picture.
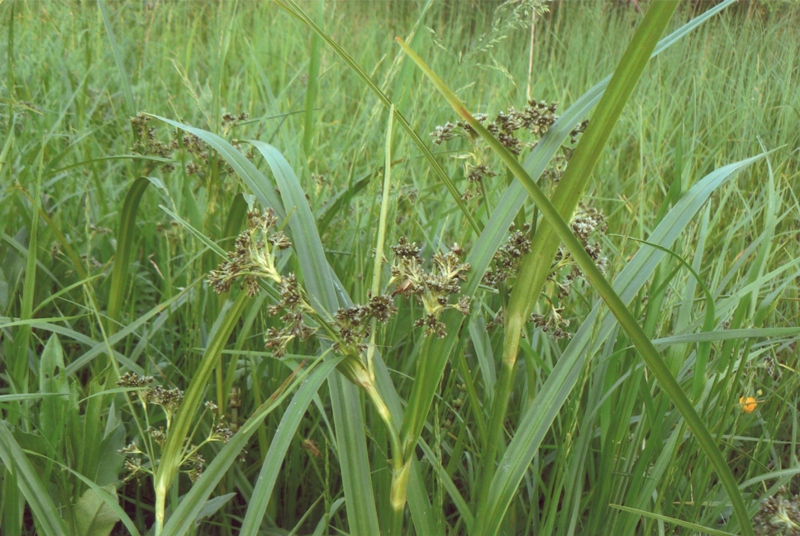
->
[2,1,800,535]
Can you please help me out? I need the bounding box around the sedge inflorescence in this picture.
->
[390,237,471,338]
[208,207,402,361]
[431,100,588,200]
[208,208,291,296]
[116,373,237,483]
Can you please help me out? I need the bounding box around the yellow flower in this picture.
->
[739,396,758,413]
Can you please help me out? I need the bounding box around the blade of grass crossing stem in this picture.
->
[239,354,337,535]
[510,2,680,508]
[477,155,764,534]
[97,0,135,117]
[367,106,394,381]
[302,0,322,156]
[108,177,166,334]
[149,116,285,219]
[153,292,249,535]
[610,505,737,536]
[161,355,340,536]
[395,2,738,490]
[275,0,480,235]
[247,141,338,311]
[0,422,69,536]
[407,29,753,536]
[246,140,382,534]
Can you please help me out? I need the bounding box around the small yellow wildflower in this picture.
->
[739,396,758,413]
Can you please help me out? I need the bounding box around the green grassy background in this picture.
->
[1,1,799,534]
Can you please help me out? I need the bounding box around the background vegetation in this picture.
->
[1,0,799,534]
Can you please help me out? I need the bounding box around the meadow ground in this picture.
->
[1,1,800,535]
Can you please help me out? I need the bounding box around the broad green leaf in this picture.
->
[74,485,120,536]
[39,334,70,448]
[108,177,166,334]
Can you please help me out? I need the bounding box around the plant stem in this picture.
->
[362,381,406,535]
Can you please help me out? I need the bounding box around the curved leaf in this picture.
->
[0,421,69,536]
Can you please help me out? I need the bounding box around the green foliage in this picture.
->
[2,1,800,535]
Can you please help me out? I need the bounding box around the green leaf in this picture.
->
[161,355,340,536]
[38,334,70,448]
[610,504,737,536]
[148,116,285,218]
[108,177,166,334]
[74,485,120,536]
[0,421,69,536]
[193,493,236,527]
[97,0,135,117]
[154,292,250,530]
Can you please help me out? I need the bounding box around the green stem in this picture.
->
[362,381,406,535]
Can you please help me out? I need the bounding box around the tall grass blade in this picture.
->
[97,0,135,117]
[0,421,69,536]
[239,354,335,535]
[108,177,165,334]
[161,355,340,536]
[149,116,285,218]
[275,0,481,234]
[154,292,250,533]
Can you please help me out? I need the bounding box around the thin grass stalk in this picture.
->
[396,9,755,533]
[274,0,482,235]
[366,104,407,535]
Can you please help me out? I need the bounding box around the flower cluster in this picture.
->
[562,204,609,282]
[208,208,291,297]
[130,113,177,171]
[530,307,570,340]
[390,238,471,338]
[130,111,255,177]
[264,274,317,358]
[333,295,398,354]
[753,488,800,535]
[116,372,238,484]
[533,204,608,339]
[483,223,533,289]
[430,100,588,201]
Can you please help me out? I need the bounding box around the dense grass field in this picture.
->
[2,1,800,534]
